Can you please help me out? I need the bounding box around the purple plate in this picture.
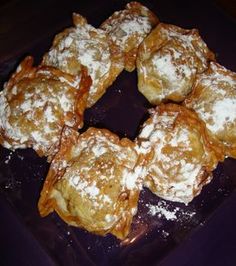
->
[0,1,236,265]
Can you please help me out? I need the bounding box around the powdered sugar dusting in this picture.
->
[103,13,152,49]
[136,108,213,204]
[0,69,79,157]
[43,21,112,105]
[199,98,236,133]
[151,51,193,99]
[189,62,236,136]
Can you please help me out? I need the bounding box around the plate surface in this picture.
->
[0,1,236,265]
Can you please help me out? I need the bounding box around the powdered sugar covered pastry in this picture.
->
[136,104,224,204]
[100,1,159,72]
[43,13,124,107]
[0,56,91,161]
[184,62,236,158]
[38,127,145,239]
[137,23,215,104]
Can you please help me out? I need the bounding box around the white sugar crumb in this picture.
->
[105,214,116,223]
[139,123,154,139]
[59,94,71,112]
[45,106,56,123]
[64,36,73,47]
[146,200,196,221]
[70,176,100,199]
[147,202,178,220]
[122,166,145,190]
[4,151,13,164]
[92,145,107,157]
[161,230,169,238]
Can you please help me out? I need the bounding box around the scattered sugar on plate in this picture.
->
[146,200,196,221]
[146,201,178,220]
[4,151,13,164]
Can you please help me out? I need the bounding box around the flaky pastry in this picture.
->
[100,1,158,72]
[135,104,224,204]
[0,56,91,160]
[38,127,145,239]
[137,23,215,104]
[184,62,236,158]
[43,13,124,107]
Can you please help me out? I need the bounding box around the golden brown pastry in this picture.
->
[0,56,91,160]
[100,1,159,72]
[43,13,124,107]
[135,104,224,204]
[38,126,145,239]
[184,62,236,158]
[137,23,215,104]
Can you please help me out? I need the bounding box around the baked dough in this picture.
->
[100,1,158,72]
[0,56,91,160]
[137,23,215,104]
[135,104,224,204]
[38,126,145,239]
[43,13,124,107]
[184,62,236,158]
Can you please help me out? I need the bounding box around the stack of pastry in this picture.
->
[0,1,235,240]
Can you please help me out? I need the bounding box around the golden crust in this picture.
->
[135,104,224,204]
[137,23,215,104]
[38,126,144,239]
[42,13,124,107]
[184,62,236,158]
[100,1,159,72]
[0,56,91,160]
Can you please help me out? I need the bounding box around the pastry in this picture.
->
[137,23,215,104]
[0,56,91,160]
[43,13,124,107]
[184,61,236,158]
[38,126,145,239]
[135,104,224,204]
[100,1,158,72]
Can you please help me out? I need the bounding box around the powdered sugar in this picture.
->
[0,68,80,158]
[200,98,236,133]
[105,15,152,48]
[147,202,177,220]
[188,62,236,137]
[136,108,214,204]
[146,200,196,221]
[44,21,112,105]
[122,166,146,190]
